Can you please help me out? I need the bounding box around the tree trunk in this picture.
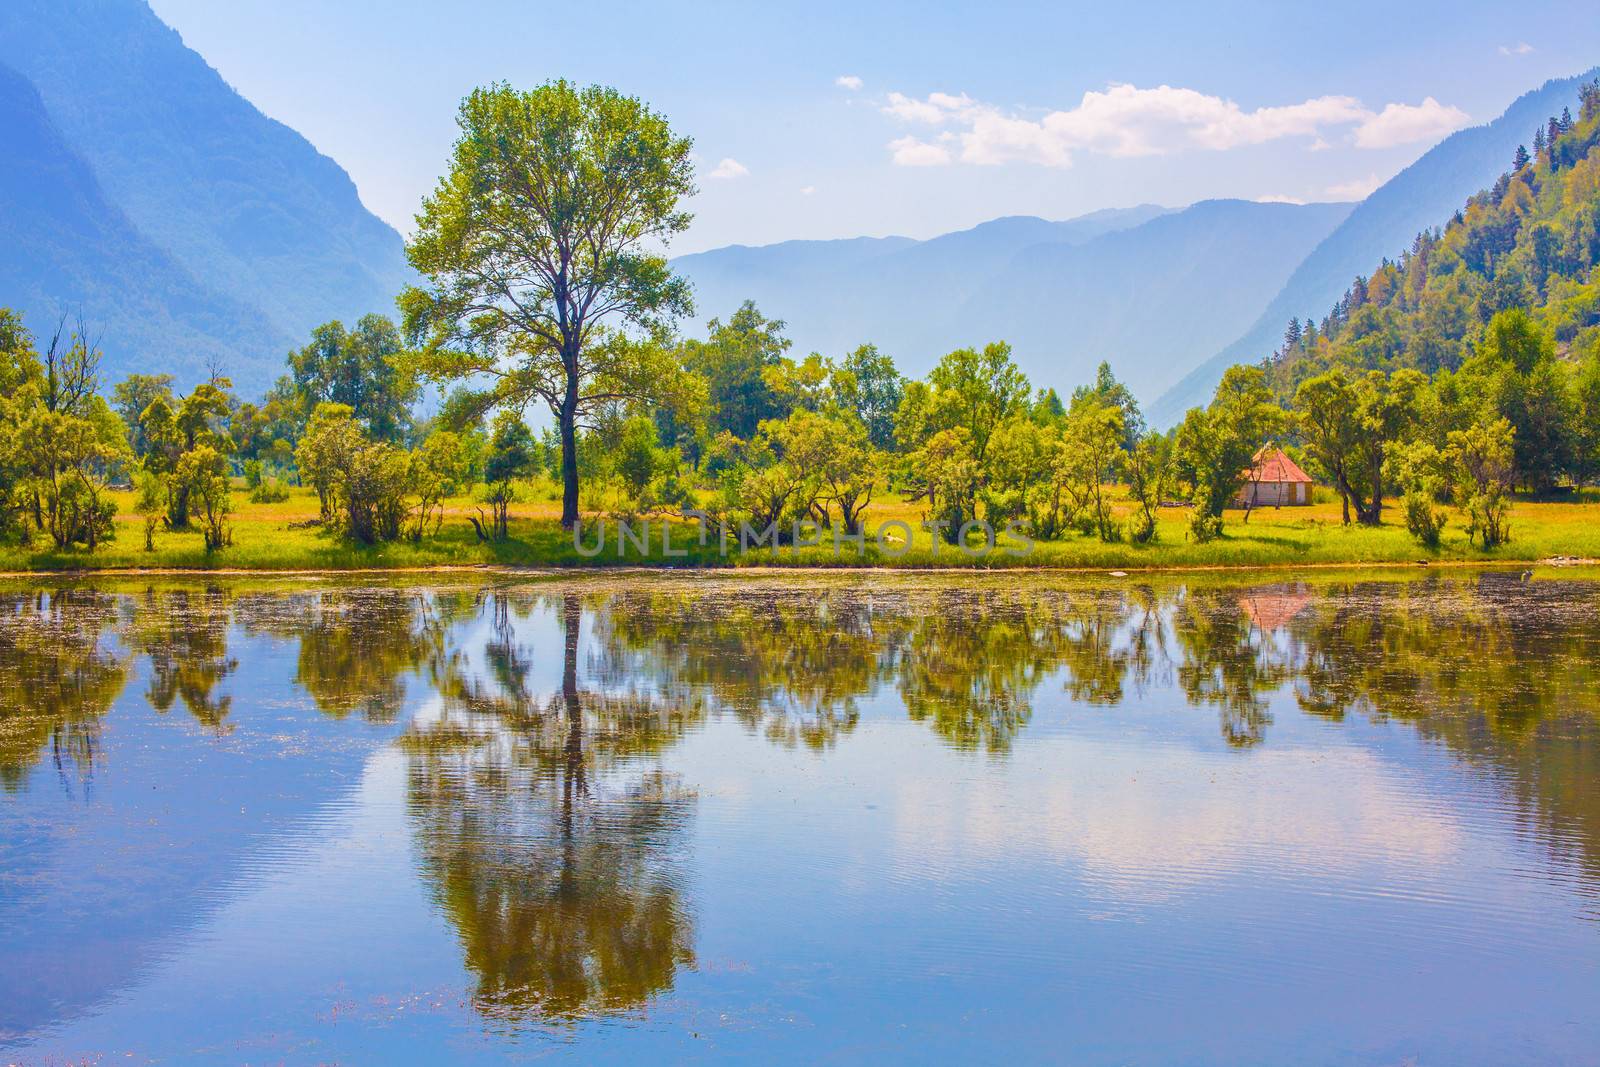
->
[560,368,580,529]
[560,592,584,837]
[1364,461,1384,526]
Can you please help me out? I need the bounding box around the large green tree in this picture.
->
[287,315,418,443]
[403,80,697,528]
[679,301,791,442]
[834,343,904,449]
[1462,309,1574,491]
[1295,368,1426,525]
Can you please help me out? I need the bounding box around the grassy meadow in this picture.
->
[4,478,1597,574]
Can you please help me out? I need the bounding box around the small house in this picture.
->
[1234,447,1313,508]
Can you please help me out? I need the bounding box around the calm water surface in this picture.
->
[2,572,1598,1064]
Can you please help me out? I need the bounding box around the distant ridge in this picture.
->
[674,200,1348,404]
[0,59,286,385]
[0,0,414,392]
[1148,65,1600,427]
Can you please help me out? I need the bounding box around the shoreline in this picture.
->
[2,556,1593,581]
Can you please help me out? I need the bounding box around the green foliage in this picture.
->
[403,79,697,527]
[923,342,1031,463]
[133,468,166,550]
[174,444,230,551]
[248,475,291,504]
[616,415,662,503]
[919,428,980,544]
[834,343,904,449]
[1072,361,1145,451]
[295,402,361,522]
[409,430,466,541]
[340,441,410,545]
[0,319,128,550]
[676,301,791,448]
[1449,417,1516,548]
[1176,366,1282,542]
[1402,489,1448,549]
[476,412,538,542]
[1060,400,1125,542]
[1262,93,1600,497]
[1388,440,1450,549]
[287,315,418,442]
[773,408,879,535]
[1294,367,1426,525]
[111,373,174,456]
[1124,431,1173,544]
[982,416,1062,537]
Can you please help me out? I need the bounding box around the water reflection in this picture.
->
[402,592,697,1022]
[0,590,125,794]
[3,571,1600,1050]
[128,587,238,731]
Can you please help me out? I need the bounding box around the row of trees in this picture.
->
[6,78,1597,557]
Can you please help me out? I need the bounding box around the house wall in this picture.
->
[1236,481,1310,507]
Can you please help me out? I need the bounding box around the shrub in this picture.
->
[134,469,166,550]
[249,476,291,504]
[1448,417,1516,549]
[342,442,410,544]
[1402,488,1447,549]
[175,445,231,551]
[409,430,465,540]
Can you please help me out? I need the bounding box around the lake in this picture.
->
[2,572,1598,1064]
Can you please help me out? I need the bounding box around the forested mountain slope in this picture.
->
[1151,66,1600,426]
[1262,80,1600,389]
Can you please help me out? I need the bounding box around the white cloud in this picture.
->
[1498,42,1535,56]
[1352,97,1470,148]
[707,157,750,180]
[888,135,951,166]
[799,185,816,195]
[1255,194,1306,204]
[1325,173,1383,200]
[835,74,864,91]
[883,90,975,124]
[879,82,1470,167]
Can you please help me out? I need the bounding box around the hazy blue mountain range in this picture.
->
[1148,65,1600,427]
[673,201,1350,404]
[0,0,411,392]
[0,60,284,385]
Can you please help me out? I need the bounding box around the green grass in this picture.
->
[3,483,1597,573]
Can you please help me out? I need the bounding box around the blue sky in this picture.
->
[148,0,1600,253]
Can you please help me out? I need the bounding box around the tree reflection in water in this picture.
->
[400,591,698,1024]
[0,589,126,794]
[3,574,1600,1024]
[127,586,238,731]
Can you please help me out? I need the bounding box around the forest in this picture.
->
[2,78,1599,570]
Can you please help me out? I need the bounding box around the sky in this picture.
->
[147,0,1600,254]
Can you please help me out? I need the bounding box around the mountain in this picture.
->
[1260,87,1600,392]
[0,60,286,385]
[673,201,1349,404]
[1149,66,1600,427]
[0,0,412,392]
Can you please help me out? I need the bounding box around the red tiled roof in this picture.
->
[1239,585,1313,632]
[1245,446,1312,484]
